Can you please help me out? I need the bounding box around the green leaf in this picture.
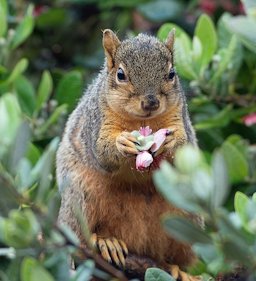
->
[36,8,67,28]
[137,0,184,22]
[55,70,83,112]
[210,36,238,83]
[192,243,219,264]
[10,5,34,50]
[0,0,8,37]
[16,158,33,191]
[154,162,202,213]
[241,0,256,17]
[0,93,21,157]
[192,36,203,72]
[191,169,213,202]
[163,216,212,244]
[0,173,21,217]
[15,75,36,116]
[30,138,59,203]
[195,105,233,130]
[211,151,229,207]
[58,224,80,247]
[3,59,28,86]
[225,16,256,53]
[25,143,41,166]
[157,23,191,46]
[73,260,95,281]
[217,13,233,48]
[174,145,203,174]
[34,70,53,116]
[36,104,67,135]
[195,14,217,69]
[7,121,31,175]
[21,257,54,281]
[175,36,197,80]
[220,140,249,183]
[234,191,249,224]
[145,268,175,281]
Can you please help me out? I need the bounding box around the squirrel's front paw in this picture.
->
[160,129,186,156]
[116,131,139,157]
[91,233,128,268]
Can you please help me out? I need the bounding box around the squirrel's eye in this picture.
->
[117,68,126,81]
[168,68,175,80]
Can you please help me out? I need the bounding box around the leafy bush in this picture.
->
[0,0,256,280]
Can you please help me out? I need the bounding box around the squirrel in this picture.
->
[57,29,200,281]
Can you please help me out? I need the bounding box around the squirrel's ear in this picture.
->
[165,28,175,52]
[103,29,121,70]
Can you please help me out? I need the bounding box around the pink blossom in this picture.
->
[136,151,153,171]
[243,113,256,126]
[139,126,152,137]
[150,129,170,153]
[33,5,48,17]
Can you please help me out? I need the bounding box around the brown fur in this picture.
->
[57,29,197,271]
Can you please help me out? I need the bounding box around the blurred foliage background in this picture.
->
[0,0,256,280]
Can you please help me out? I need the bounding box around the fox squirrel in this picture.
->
[57,29,200,281]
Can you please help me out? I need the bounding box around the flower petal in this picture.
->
[131,130,141,138]
[136,151,153,170]
[151,128,169,153]
[139,126,152,137]
[243,113,256,126]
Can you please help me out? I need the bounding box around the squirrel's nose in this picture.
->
[141,96,160,112]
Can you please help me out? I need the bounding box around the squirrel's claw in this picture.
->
[98,238,112,263]
[91,233,128,268]
[168,265,201,281]
[116,131,139,157]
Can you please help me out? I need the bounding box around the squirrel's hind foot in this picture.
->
[168,264,202,281]
[91,233,128,268]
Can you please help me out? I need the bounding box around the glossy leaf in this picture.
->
[210,36,238,83]
[211,151,229,207]
[15,75,36,116]
[0,93,21,156]
[34,70,53,116]
[195,105,233,130]
[3,59,28,86]
[36,8,67,28]
[174,145,202,174]
[175,36,197,80]
[7,121,31,175]
[195,14,217,69]
[25,143,41,166]
[10,5,34,50]
[154,162,201,213]
[145,268,175,281]
[157,23,191,47]
[221,140,249,183]
[234,191,249,224]
[55,71,83,112]
[137,0,184,22]
[225,16,256,53]
[32,138,59,203]
[36,104,67,135]
[163,216,212,244]
[0,173,21,216]
[217,13,233,48]
[21,257,54,281]
[0,0,7,37]
[241,0,256,17]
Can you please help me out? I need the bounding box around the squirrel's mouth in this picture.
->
[133,111,157,119]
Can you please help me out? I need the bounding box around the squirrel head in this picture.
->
[102,29,180,121]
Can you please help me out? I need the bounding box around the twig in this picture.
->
[57,225,128,281]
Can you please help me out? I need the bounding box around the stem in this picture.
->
[56,225,128,281]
